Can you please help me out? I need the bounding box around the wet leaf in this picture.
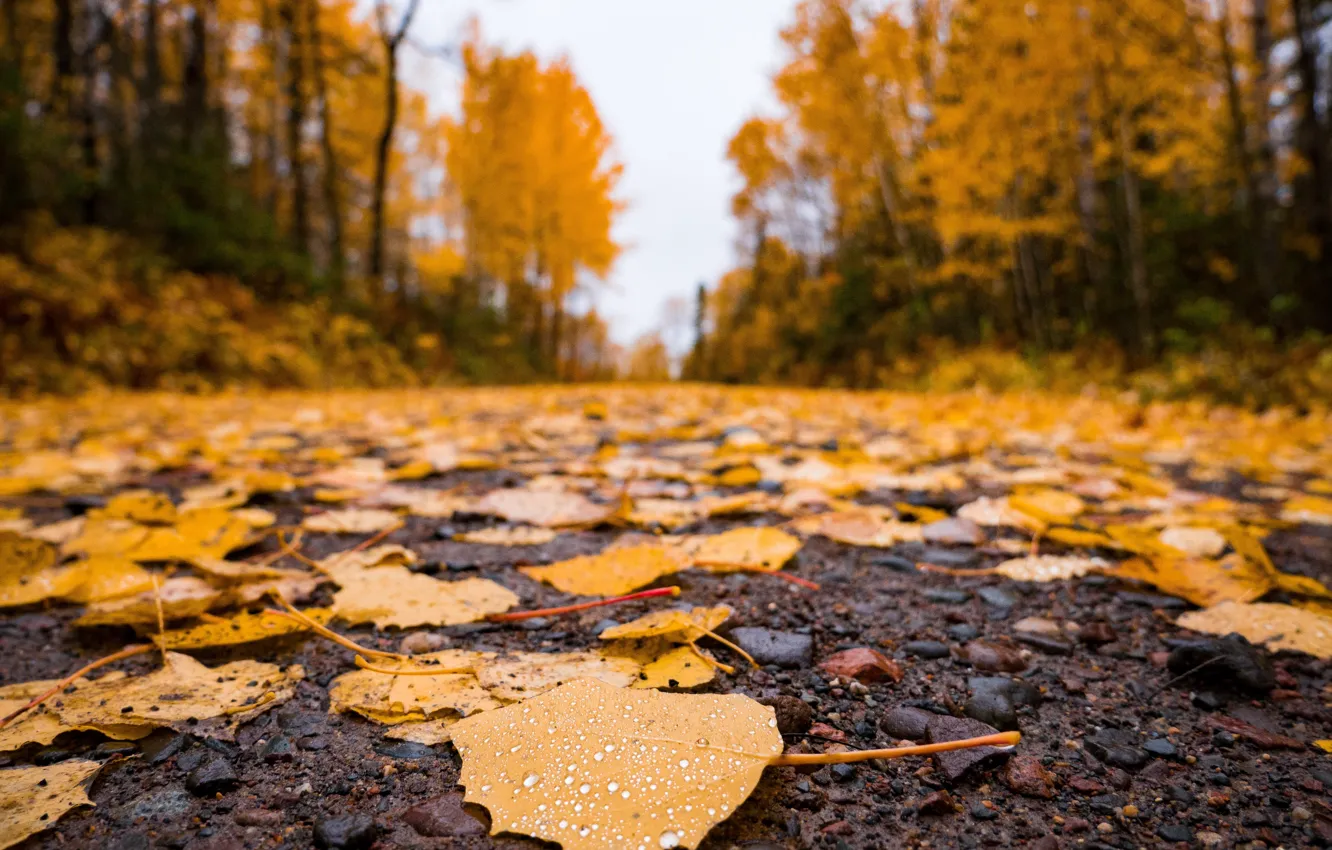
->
[993,555,1108,582]
[0,760,103,850]
[1112,554,1272,607]
[329,651,500,722]
[451,677,783,850]
[303,508,402,534]
[75,576,222,627]
[473,652,643,701]
[599,606,732,642]
[155,608,333,650]
[331,565,517,628]
[689,527,802,573]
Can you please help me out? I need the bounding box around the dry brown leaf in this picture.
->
[451,677,782,850]
[473,651,642,701]
[457,526,559,546]
[477,488,614,528]
[689,527,802,573]
[303,508,402,534]
[520,545,689,597]
[1177,602,1332,657]
[0,760,103,850]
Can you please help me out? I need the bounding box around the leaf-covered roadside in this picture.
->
[0,385,1331,849]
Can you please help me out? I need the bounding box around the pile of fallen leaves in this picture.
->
[1,386,1330,848]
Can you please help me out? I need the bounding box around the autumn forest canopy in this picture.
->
[2,0,1332,406]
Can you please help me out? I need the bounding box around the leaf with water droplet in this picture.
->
[451,677,783,850]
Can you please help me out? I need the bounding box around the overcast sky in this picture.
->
[405,1,798,348]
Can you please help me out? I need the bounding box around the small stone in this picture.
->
[918,789,957,815]
[1003,755,1055,798]
[234,809,283,827]
[871,554,918,573]
[947,623,980,641]
[1193,691,1227,711]
[261,735,296,764]
[1116,591,1189,609]
[399,632,446,654]
[123,788,193,821]
[139,730,186,765]
[1063,817,1091,833]
[1122,804,1139,817]
[818,647,903,683]
[402,793,487,837]
[920,547,978,567]
[928,715,1011,782]
[964,690,1017,731]
[1292,806,1312,823]
[970,803,997,820]
[313,814,378,850]
[1166,634,1276,693]
[729,628,813,668]
[1196,831,1225,848]
[1143,738,1178,759]
[92,741,139,759]
[830,763,857,783]
[1096,822,1113,834]
[186,755,238,796]
[1015,632,1074,655]
[1083,729,1149,769]
[976,587,1015,608]
[922,517,986,546]
[33,747,73,766]
[433,525,457,539]
[1013,617,1062,636]
[759,695,813,735]
[955,640,1028,673]
[924,589,971,604]
[1078,622,1117,644]
[902,640,950,659]
[373,740,433,760]
[1156,823,1192,843]
[880,706,933,741]
[1068,776,1104,794]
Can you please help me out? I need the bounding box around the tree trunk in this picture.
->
[183,0,209,152]
[1291,0,1332,326]
[142,0,160,121]
[280,0,308,254]
[78,2,101,223]
[1117,113,1154,358]
[2,0,20,72]
[52,0,74,112]
[306,0,344,287]
[260,0,281,220]
[369,0,420,281]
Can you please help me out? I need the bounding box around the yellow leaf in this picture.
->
[473,651,643,701]
[1282,495,1332,525]
[60,558,156,603]
[1315,740,1332,754]
[332,566,517,628]
[1177,602,1332,658]
[690,527,802,572]
[390,460,434,481]
[0,760,103,849]
[61,518,150,558]
[156,608,332,650]
[451,677,783,850]
[75,576,222,627]
[329,651,499,722]
[993,555,1109,582]
[303,509,402,534]
[456,526,558,546]
[788,510,919,547]
[99,490,177,524]
[1158,527,1227,558]
[716,465,761,487]
[632,644,718,689]
[1043,527,1119,549]
[520,545,688,597]
[1111,554,1272,608]
[131,508,253,562]
[477,488,614,528]
[1009,489,1085,525]
[599,606,732,642]
[385,717,460,745]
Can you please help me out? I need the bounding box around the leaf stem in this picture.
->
[267,593,406,660]
[916,562,998,577]
[0,643,155,728]
[769,731,1020,766]
[349,521,405,553]
[768,572,821,591]
[353,655,473,675]
[692,625,758,668]
[487,586,682,622]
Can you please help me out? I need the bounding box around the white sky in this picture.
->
[405,0,798,347]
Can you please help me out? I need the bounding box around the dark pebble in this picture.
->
[760,695,813,734]
[261,735,296,763]
[137,730,182,767]
[880,706,934,741]
[65,494,106,513]
[920,548,977,567]
[947,623,980,641]
[186,755,238,796]
[92,741,139,759]
[1192,691,1227,710]
[592,619,619,634]
[518,617,551,631]
[446,561,479,573]
[729,628,813,668]
[1143,739,1178,759]
[122,788,193,821]
[1078,622,1118,644]
[964,691,1017,731]
[433,526,457,539]
[1083,729,1149,770]
[924,589,971,604]
[1165,785,1195,804]
[927,715,1011,782]
[1167,634,1276,693]
[955,640,1027,673]
[902,640,950,659]
[301,736,330,751]
[970,804,997,820]
[976,587,1015,608]
[402,793,487,837]
[374,741,433,761]
[830,763,857,782]
[1157,824,1192,842]
[871,555,917,573]
[313,814,378,850]
[33,747,74,766]
[1015,633,1073,655]
[1116,591,1189,609]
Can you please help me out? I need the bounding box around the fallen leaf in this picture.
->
[689,527,802,572]
[993,555,1109,582]
[329,651,499,723]
[1205,715,1303,749]
[520,545,688,597]
[788,511,919,547]
[332,566,517,628]
[1282,495,1332,525]
[1159,526,1227,558]
[156,608,332,650]
[476,488,614,528]
[457,526,558,546]
[1009,489,1086,525]
[75,576,222,627]
[598,606,732,642]
[628,643,719,689]
[385,717,460,745]
[1177,601,1332,658]
[303,508,402,534]
[473,652,642,701]
[1113,554,1271,607]
[451,677,783,850]
[0,760,103,850]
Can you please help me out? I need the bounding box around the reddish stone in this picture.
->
[1077,622,1117,644]
[818,647,904,683]
[1271,689,1302,701]
[1067,776,1104,794]
[821,821,853,836]
[918,789,957,815]
[955,641,1028,673]
[1147,651,1170,668]
[1063,817,1091,833]
[1003,755,1056,799]
[808,722,847,743]
[1206,715,1303,749]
